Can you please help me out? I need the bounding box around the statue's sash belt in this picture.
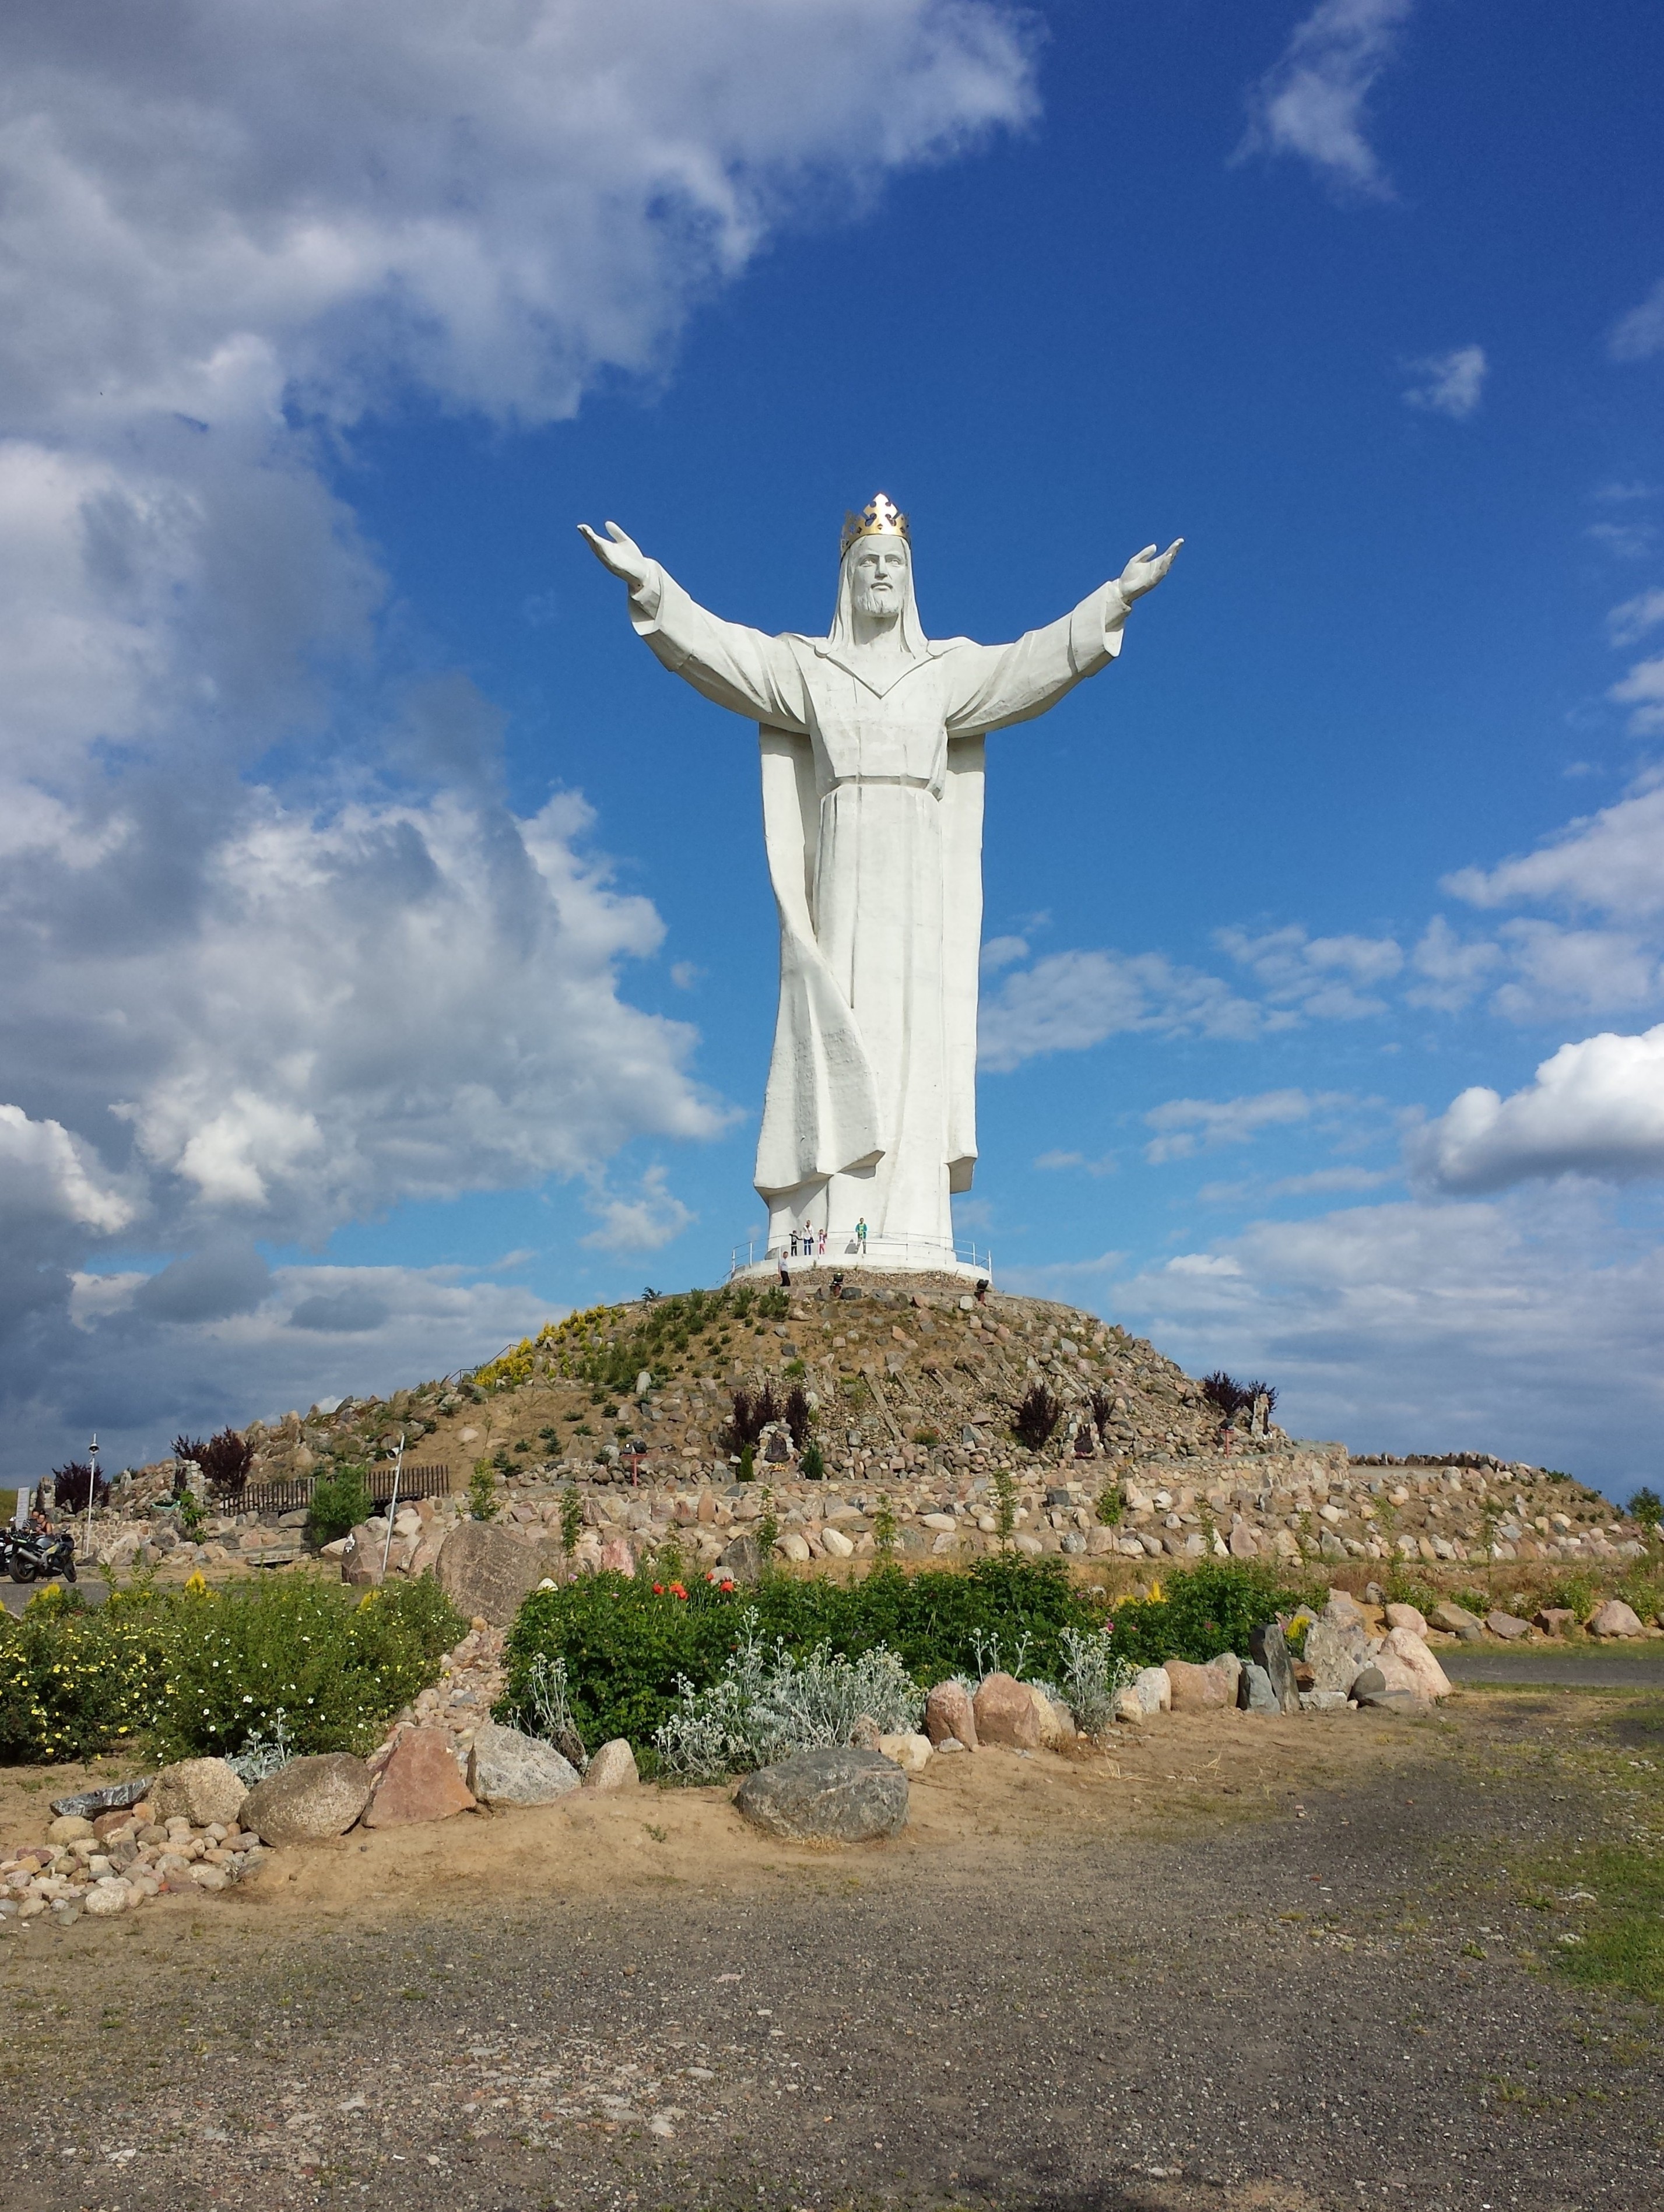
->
[825,773,937,794]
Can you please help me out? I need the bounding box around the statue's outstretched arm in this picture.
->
[578,519,810,733]
[945,537,1182,737]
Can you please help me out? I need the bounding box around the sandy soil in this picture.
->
[1,1697,1659,2212]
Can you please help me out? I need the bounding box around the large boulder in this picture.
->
[1588,1599,1645,1638]
[1165,1658,1231,1713]
[1304,1617,1380,1693]
[1384,1602,1428,1636]
[1026,1684,1076,1748]
[734,1747,908,1844]
[465,1721,581,1806]
[1132,1665,1171,1715]
[583,1739,640,1791]
[719,1532,763,1584]
[363,1728,476,1826]
[1382,1626,1453,1698]
[1428,1602,1484,1643]
[149,1759,247,1830]
[242,1754,373,1844]
[1485,1610,1532,1641]
[973,1672,1041,1749]
[924,1680,978,1750]
[340,1523,384,1589]
[436,1521,547,1627]
[1248,1622,1300,1713]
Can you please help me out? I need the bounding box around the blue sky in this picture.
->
[3,0,1663,1490]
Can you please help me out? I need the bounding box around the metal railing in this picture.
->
[729,1232,992,1279]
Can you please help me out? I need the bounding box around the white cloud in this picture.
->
[1611,654,1664,736]
[1107,1184,1664,1490]
[1443,780,1664,922]
[1402,343,1487,420]
[1268,1164,1393,1196]
[1216,923,1402,1018]
[1587,520,1658,560]
[1410,1024,1664,1193]
[0,0,1036,1468]
[977,947,1262,1071]
[1236,0,1415,198]
[1488,918,1661,1024]
[1143,1088,1341,1164]
[980,934,1030,973]
[0,1104,137,1236]
[1034,1149,1116,1177]
[580,1164,697,1253]
[1607,588,1664,648]
[1404,915,1504,1011]
[1610,276,1664,364]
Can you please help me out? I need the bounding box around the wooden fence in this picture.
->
[237,1464,451,1517]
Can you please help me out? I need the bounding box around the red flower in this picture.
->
[652,1583,665,1595]
[670,1581,689,1599]
[719,1578,735,1592]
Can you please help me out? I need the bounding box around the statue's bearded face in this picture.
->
[849,540,909,622]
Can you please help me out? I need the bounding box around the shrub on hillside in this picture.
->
[306,1467,373,1546]
[50,1461,108,1514]
[498,1556,1101,1755]
[0,1577,463,1765]
[1012,1383,1061,1450]
[1107,1560,1315,1670]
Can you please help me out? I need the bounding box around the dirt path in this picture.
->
[1,1693,1659,2212]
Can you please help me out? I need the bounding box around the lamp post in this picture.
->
[378,1430,407,1582]
[84,1434,99,1562]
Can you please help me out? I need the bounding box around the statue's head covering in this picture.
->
[828,491,926,654]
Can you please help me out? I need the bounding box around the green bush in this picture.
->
[497,1557,1103,1755]
[307,1467,372,1546]
[1107,1560,1315,1671]
[0,1576,465,1766]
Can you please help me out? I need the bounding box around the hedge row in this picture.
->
[499,1557,1317,1753]
[0,1577,464,1765]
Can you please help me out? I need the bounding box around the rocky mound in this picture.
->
[90,1275,1648,1585]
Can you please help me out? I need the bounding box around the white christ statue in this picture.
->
[580,495,1180,1275]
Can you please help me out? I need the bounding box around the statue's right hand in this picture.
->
[577,519,651,591]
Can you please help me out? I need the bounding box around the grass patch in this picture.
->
[1544,1844,1664,2005]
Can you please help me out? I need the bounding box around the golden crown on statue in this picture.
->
[840,491,910,557]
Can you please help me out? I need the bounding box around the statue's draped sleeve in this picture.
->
[629,564,812,733]
[942,583,1129,738]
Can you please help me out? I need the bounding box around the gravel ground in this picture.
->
[1,1692,1659,2212]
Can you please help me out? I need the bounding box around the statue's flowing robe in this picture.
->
[629,562,1128,1258]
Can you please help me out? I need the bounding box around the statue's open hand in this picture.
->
[1115,538,1184,603]
[578,520,652,592]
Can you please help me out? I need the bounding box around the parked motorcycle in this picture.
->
[1,1527,78,1584]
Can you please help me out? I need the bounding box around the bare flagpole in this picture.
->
[378,1430,406,1583]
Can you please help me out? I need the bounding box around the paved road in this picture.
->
[0,1576,107,1615]
[1442,1643,1664,1686]
[2,1689,1661,2211]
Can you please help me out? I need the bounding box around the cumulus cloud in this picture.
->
[977,947,1261,1071]
[580,1164,698,1253]
[1216,923,1402,1018]
[1410,1024,1664,1193]
[1107,1184,1664,1489]
[1143,1088,1343,1165]
[1610,276,1664,364]
[1402,344,1487,420]
[0,0,1037,1466]
[1610,655,1664,736]
[1607,588,1664,648]
[1443,781,1664,922]
[1236,0,1414,198]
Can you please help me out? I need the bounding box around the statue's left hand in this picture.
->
[577,519,653,593]
[1115,539,1184,603]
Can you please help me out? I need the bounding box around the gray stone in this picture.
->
[1588,1599,1645,1638]
[149,1759,248,1830]
[1324,1587,1366,1627]
[1241,1661,1280,1712]
[1317,1530,1348,1563]
[242,1753,373,1844]
[436,1520,552,1627]
[734,1747,908,1844]
[1428,1601,1484,1643]
[1349,1665,1387,1701]
[1300,1689,1351,1712]
[1248,1620,1301,1713]
[720,1531,763,1584]
[50,1776,153,1820]
[1303,1617,1379,1694]
[466,1721,581,1806]
[1484,1609,1532,1641]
